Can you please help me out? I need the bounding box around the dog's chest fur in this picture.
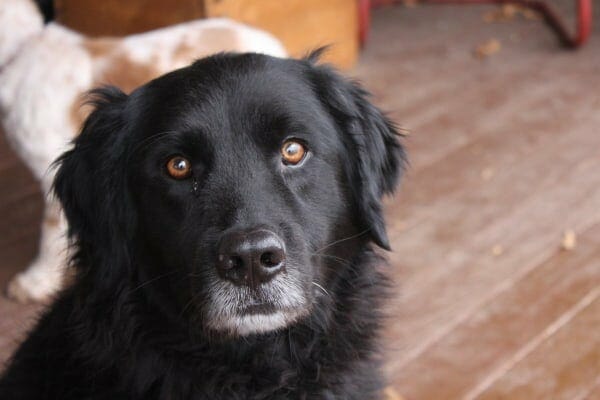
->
[2,252,385,400]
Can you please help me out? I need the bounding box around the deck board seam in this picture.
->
[462,286,600,400]
[389,221,600,373]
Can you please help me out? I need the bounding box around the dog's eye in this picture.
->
[281,140,307,166]
[166,156,192,179]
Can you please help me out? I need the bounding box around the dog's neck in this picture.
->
[69,247,386,397]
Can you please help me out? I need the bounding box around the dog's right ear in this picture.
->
[305,56,406,251]
[53,87,134,276]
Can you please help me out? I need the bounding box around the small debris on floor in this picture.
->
[483,4,518,22]
[520,7,542,21]
[561,229,577,251]
[480,167,495,181]
[483,4,542,23]
[402,0,419,8]
[384,386,406,400]
[474,39,501,59]
[491,245,504,256]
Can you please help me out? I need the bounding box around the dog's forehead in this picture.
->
[134,55,324,136]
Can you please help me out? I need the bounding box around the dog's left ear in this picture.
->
[53,86,135,282]
[308,61,406,250]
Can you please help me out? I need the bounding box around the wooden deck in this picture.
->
[1,2,599,398]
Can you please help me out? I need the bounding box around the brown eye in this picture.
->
[166,156,192,179]
[281,140,307,165]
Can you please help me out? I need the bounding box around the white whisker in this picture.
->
[312,281,330,297]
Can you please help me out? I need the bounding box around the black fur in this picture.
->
[0,53,405,399]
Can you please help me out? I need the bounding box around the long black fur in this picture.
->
[0,52,405,399]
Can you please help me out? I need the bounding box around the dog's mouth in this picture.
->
[243,299,278,315]
[202,273,312,336]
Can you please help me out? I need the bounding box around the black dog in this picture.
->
[0,51,404,399]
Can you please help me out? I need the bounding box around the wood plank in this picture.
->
[389,223,600,399]
[0,182,41,210]
[0,130,43,260]
[0,194,43,248]
[387,87,600,284]
[354,4,600,172]
[0,129,43,364]
[0,300,44,368]
[55,0,205,36]
[204,0,358,68]
[0,233,39,283]
[381,72,600,374]
[56,0,359,69]
[368,7,600,375]
[473,290,600,400]
[578,379,600,400]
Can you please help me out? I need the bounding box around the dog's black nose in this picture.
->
[216,229,285,288]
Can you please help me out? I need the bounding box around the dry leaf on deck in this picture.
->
[561,229,577,251]
[475,39,502,59]
[384,386,406,400]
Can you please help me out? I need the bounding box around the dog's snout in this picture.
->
[216,229,285,288]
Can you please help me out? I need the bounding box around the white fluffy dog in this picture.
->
[0,0,286,302]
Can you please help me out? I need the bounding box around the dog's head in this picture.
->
[54,52,405,336]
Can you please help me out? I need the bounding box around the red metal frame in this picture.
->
[359,0,592,49]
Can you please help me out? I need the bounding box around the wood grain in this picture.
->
[475,292,600,400]
[390,223,600,399]
[204,0,358,68]
[55,0,205,36]
[54,0,359,69]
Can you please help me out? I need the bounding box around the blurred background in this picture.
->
[0,1,598,399]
